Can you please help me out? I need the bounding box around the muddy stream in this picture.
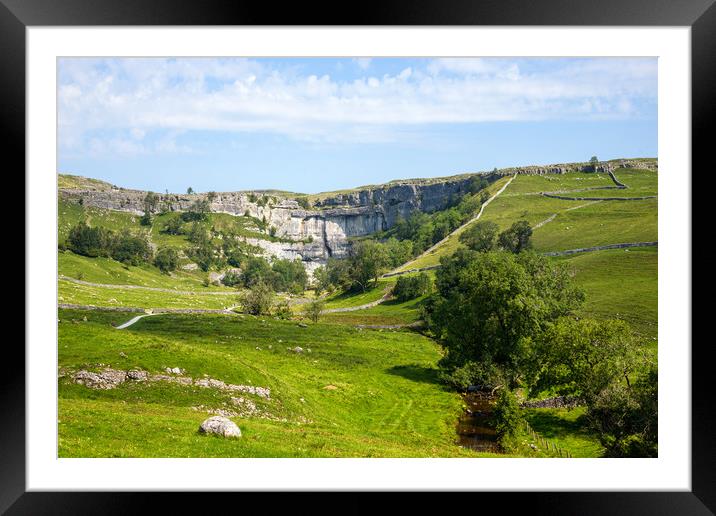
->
[456,391,502,453]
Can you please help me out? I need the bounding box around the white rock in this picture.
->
[199,416,241,438]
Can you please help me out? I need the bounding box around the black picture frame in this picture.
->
[5,0,711,513]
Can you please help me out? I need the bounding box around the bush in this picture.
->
[221,270,243,287]
[393,272,433,301]
[154,247,179,273]
[459,221,499,252]
[490,389,525,451]
[273,300,292,320]
[162,217,184,235]
[498,220,533,253]
[304,299,325,323]
[241,282,275,315]
[271,258,308,294]
[296,197,311,209]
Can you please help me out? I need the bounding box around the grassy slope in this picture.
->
[524,407,605,458]
[399,169,657,270]
[554,246,658,343]
[58,309,498,458]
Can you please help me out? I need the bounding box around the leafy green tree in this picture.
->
[111,231,152,266]
[273,300,293,320]
[490,389,525,451]
[312,266,332,295]
[393,272,433,301]
[162,217,184,235]
[348,240,389,291]
[187,187,194,195]
[271,258,308,294]
[529,317,656,457]
[325,258,353,291]
[240,282,275,315]
[498,220,533,253]
[221,269,243,287]
[427,249,584,388]
[459,220,499,252]
[154,247,179,273]
[241,256,274,287]
[590,155,600,172]
[187,222,209,245]
[304,299,326,323]
[383,237,413,268]
[67,222,112,258]
[181,199,211,222]
[468,176,489,194]
[188,241,215,272]
[296,197,311,210]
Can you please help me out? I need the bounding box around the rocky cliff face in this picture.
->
[58,158,657,271]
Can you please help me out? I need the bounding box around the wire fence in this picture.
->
[522,420,573,458]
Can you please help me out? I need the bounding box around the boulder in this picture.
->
[198,416,241,438]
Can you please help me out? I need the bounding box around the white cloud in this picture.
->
[58,57,657,154]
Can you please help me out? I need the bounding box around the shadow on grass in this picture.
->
[386,363,446,388]
[525,410,591,440]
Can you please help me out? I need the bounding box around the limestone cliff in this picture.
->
[58,157,657,270]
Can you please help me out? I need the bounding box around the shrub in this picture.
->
[459,221,499,252]
[393,272,433,301]
[490,389,525,451]
[162,217,184,235]
[304,299,325,323]
[498,220,532,253]
[154,247,179,273]
[273,300,292,320]
[241,282,275,315]
[221,270,243,287]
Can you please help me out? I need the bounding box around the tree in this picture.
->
[296,197,311,210]
[141,192,159,226]
[271,258,308,294]
[240,282,275,315]
[498,220,532,253]
[111,231,152,266]
[162,217,184,235]
[531,317,656,457]
[187,187,194,195]
[312,265,332,295]
[459,220,499,252]
[154,247,179,273]
[427,249,584,389]
[393,273,433,302]
[241,256,274,287]
[207,191,217,202]
[67,222,112,258]
[490,389,525,451]
[468,176,490,194]
[181,199,211,222]
[304,299,325,323]
[348,240,389,291]
[590,156,600,173]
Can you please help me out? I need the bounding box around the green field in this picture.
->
[58,309,499,458]
[398,169,657,270]
[555,246,658,343]
[525,407,605,458]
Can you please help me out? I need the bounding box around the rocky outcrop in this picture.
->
[58,158,657,271]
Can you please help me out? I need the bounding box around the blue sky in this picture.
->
[58,57,657,194]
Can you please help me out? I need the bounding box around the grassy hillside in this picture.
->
[58,309,498,458]
[58,174,117,191]
[398,168,657,270]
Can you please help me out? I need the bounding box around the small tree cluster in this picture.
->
[66,222,151,266]
[393,272,433,302]
[459,220,533,254]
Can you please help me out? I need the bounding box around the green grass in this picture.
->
[399,170,657,270]
[322,295,428,326]
[58,280,240,310]
[524,407,605,458]
[323,279,394,309]
[554,246,658,344]
[58,309,499,457]
[58,252,230,291]
[58,173,116,191]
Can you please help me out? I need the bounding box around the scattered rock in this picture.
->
[73,368,127,389]
[198,416,241,438]
[127,369,148,381]
[292,346,304,354]
[119,352,128,358]
[298,323,308,328]
[165,367,184,375]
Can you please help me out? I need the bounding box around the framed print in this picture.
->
[5,0,713,512]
